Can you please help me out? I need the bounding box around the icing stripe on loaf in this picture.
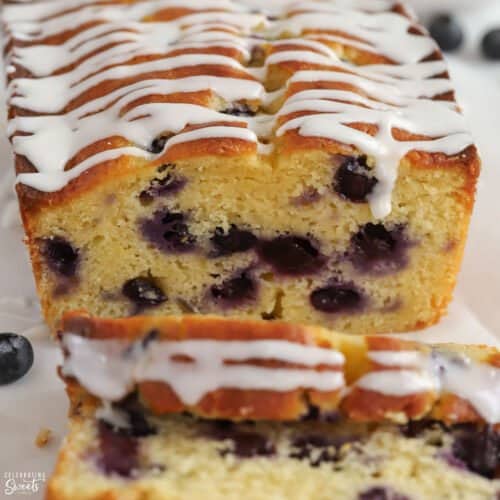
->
[5,0,474,218]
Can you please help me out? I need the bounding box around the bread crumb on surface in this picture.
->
[35,427,53,448]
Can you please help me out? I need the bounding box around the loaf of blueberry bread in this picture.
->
[47,365,500,500]
[60,313,500,425]
[4,0,479,334]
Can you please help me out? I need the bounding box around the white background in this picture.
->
[0,4,500,498]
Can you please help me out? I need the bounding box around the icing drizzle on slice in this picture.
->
[62,334,345,404]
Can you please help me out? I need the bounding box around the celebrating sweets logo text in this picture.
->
[3,472,46,496]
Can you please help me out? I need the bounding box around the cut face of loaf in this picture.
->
[46,390,500,500]
[4,0,479,334]
[60,313,500,425]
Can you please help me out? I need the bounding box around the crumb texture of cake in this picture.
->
[59,313,500,425]
[4,0,480,334]
[46,397,500,500]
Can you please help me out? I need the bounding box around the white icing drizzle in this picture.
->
[62,334,345,405]
[357,349,500,423]
[356,369,436,396]
[4,0,474,218]
[62,335,500,423]
[368,350,422,367]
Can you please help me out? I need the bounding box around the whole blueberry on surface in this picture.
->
[429,15,464,52]
[482,29,500,60]
[0,333,34,385]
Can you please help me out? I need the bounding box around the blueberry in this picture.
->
[141,210,197,253]
[210,225,258,257]
[221,102,256,117]
[40,236,79,277]
[139,166,186,204]
[0,333,34,385]
[334,155,377,203]
[350,223,409,275]
[428,15,464,52]
[149,135,170,154]
[206,421,275,458]
[122,277,167,308]
[258,236,326,275]
[400,420,443,438]
[97,421,139,477]
[115,394,157,438]
[482,29,500,60]
[358,487,410,500]
[310,282,364,314]
[451,425,499,479]
[210,271,256,305]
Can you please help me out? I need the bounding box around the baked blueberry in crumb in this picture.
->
[141,210,197,253]
[97,421,139,477]
[358,487,410,500]
[122,277,167,309]
[149,135,170,154]
[210,270,256,306]
[310,282,364,314]
[0,333,34,385]
[451,425,500,479]
[40,236,79,277]
[334,155,377,203]
[210,225,258,257]
[400,420,443,438]
[350,223,409,275]
[258,236,326,275]
[115,394,157,438]
[221,102,256,117]
[206,421,275,458]
[139,165,186,204]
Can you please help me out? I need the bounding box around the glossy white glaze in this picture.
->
[62,334,345,405]
[358,348,500,423]
[4,0,473,218]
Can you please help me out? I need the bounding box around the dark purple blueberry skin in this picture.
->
[149,135,170,154]
[122,277,167,309]
[139,166,186,204]
[438,451,469,471]
[428,14,464,52]
[310,282,364,314]
[400,420,443,438]
[97,421,139,477]
[221,102,256,117]
[451,425,500,479]
[334,155,377,203]
[0,333,34,385]
[115,394,157,438]
[40,236,79,277]
[258,236,326,276]
[205,421,275,458]
[141,210,197,253]
[350,223,410,275]
[482,29,500,60]
[358,487,410,500]
[210,225,258,257]
[210,270,257,306]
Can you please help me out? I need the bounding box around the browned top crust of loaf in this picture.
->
[4,0,480,215]
[60,312,499,425]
